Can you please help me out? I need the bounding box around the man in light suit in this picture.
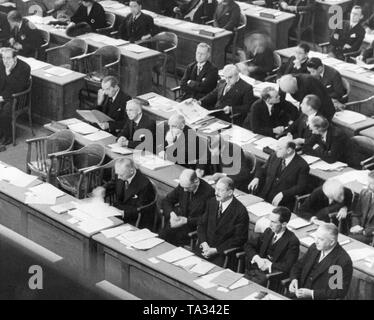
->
[199,64,255,126]
[197,177,249,267]
[289,223,353,300]
[248,136,310,210]
[244,206,300,289]
[213,0,240,31]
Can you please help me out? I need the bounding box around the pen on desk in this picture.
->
[307,227,318,233]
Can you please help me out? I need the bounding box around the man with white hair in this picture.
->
[248,136,309,210]
[279,73,335,121]
[117,99,156,152]
[199,64,255,126]
[298,179,354,227]
[289,223,353,300]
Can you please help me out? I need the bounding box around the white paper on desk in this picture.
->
[108,143,134,155]
[76,200,122,219]
[29,183,65,199]
[210,270,243,288]
[59,118,81,126]
[50,202,77,214]
[69,208,91,221]
[174,100,211,125]
[310,160,347,171]
[24,192,57,205]
[189,261,216,276]
[44,66,73,77]
[239,73,257,86]
[68,122,100,135]
[158,247,194,263]
[334,170,369,185]
[147,95,176,112]
[347,248,374,262]
[247,202,276,217]
[0,166,39,187]
[173,256,201,268]
[123,44,149,53]
[85,130,113,141]
[193,270,226,289]
[100,224,134,238]
[254,137,278,149]
[288,217,312,230]
[18,56,50,71]
[77,109,113,123]
[132,237,165,250]
[243,292,284,300]
[230,277,249,290]
[120,228,158,243]
[334,110,367,124]
[201,121,230,133]
[301,154,321,165]
[221,126,257,146]
[77,218,114,233]
[133,154,175,170]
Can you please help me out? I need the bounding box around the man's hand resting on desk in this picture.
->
[248,178,259,193]
[201,242,217,259]
[117,136,129,147]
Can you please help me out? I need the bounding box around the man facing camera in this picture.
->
[289,223,353,300]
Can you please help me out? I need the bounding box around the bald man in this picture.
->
[298,179,354,227]
[200,64,255,126]
[248,137,309,210]
[160,169,215,246]
[289,223,353,300]
[118,99,156,152]
[279,74,335,121]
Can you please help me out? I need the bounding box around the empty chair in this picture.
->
[224,13,247,64]
[36,29,50,61]
[96,12,116,36]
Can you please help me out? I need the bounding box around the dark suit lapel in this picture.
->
[311,245,341,280]
[197,62,209,80]
[215,199,235,231]
[278,155,298,179]
[260,229,274,257]
[301,246,320,285]
[272,230,290,261]
[123,172,141,202]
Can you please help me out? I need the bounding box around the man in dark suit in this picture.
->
[279,74,336,121]
[248,137,310,210]
[329,5,365,60]
[117,99,156,152]
[306,57,346,103]
[245,206,300,288]
[0,11,10,45]
[350,171,374,244]
[277,43,310,78]
[70,0,107,32]
[0,47,30,149]
[200,64,255,126]
[179,43,219,101]
[119,0,154,43]
[213,0,240,31]
[160,169,215,246]
[246,86,298,137]
[298,179,354,226]
[197,177,249,267]
[174,0,217,24]
[289,223,353,300]
[303,116,362,168]
[105,158,155,230]
[95,76,131,135]
[7,10,44,58]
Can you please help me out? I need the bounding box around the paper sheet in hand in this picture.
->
[29,183,65,199]
[108,143,133,155]
[68,122,100,135]
[44,66,73,77]
[0,166,38,187]
[120,229,158,243]
[84,130,113,141]
[288,217,312,230]
[77,109,113,123]
[210,270,243,288]
[247,202,276,217]
[100,224,134,238]
[189,261,216,275]
[131,237,165,250]
[158,247,194,263]
[347,248,374,262]
[174,100,211,124]
[334,110,367,124]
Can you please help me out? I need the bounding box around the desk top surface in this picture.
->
[237,2,295,23]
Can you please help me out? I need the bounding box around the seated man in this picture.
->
[197,177,249,267]
[104,158,155,230]
[174,0,217,24]
[160,169,215,246]
[244,207,300,288]
[277,43,310,78]
[95,76,131,135]
[248,137,310,210]
[289,223,353,300]
[306,57,346,103]
[329,5,365,60]
[7,10,43,57]
[117,99,156,152]
[298,180,354,227]
[179,42,219,101]
[349,170,374,244]
[246,86,298,137]
[199,64,255,126]
[0,47,30,149]
[69,0,107,32]
[213,0,240,31]
[119,0,154,43]
[279,74,336,121]
[303,116,362,168]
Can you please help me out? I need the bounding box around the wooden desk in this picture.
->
[277,47,374,117]
[29,20,162,97]
[99,1,233,70]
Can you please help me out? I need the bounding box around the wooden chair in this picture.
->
[351,136,374,170]
[224,13,247,64]
[53,144,106,199]
[318,41,361,62]
[343,95,374,113]
[289,10,315,45]
[264,52,282,82]
[45,39,88,71]
[293,193,311,215]
[10,77,34,146]
[25,130,75,183]
[97,12,116,36]
[243,150,257,181]
[36,29,50,61]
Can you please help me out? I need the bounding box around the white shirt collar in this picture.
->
[284,152,295,167]
[134,113,142,125]
[111,89,120,102]
[265,101,273,115]
[220,197,233,213]
[273,229,286,243]
[307,112,317,126]
[124,170,136,185]
[321,131,328,142]
[319,244,336,263]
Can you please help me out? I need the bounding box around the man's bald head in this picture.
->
[279,75,298,94]
[179,169,199,193]
[275,136,296,159]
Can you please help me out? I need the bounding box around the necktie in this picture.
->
[318,251,325,263]
[271,234,278,245]
[108,97,113,104]
[131,121,138,137]
[223,84,231,96]
[197,64,202,76]
[217,202,223,220]
[280,159,286,172]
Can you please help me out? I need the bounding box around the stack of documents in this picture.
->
[194,269,249,291]
[50,202,77,214]
[116,228,164,250]
[158,247,194,263]
[210,270,243,288]
[77,109,113,124]
[247,202,276,217]
[287,217,312,230]
[334,170,369,186]
[68,207,114,233]
[108,143,133,155]
[100,0,126,10]
[147,95,176,112]
[334,110,367,124]
[242,292,284,300]
[101,224,134,238]
[200,121,230,133]
[25,183,65,205]
[174,100,212,125]
[76,199,122,219]
[0,166,38,188]
[310,160,348,171]
[173,256,216,276]
[221,126,257,146]
[347,248,374,262]
[68,121,99,135]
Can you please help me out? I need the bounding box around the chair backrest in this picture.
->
[243,150,257,178]
[273,51,282,69]
[87,45,120,77]
[39,29,50,47]
[105,12,116,28]
[342,77,351,97]
[150,32,178,53]
[12,77,32,115]
[46,130,75,155]
[65,38,88,57]
[73,144,106,170]
[238,12,247,31]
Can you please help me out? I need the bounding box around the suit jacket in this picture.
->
[162,178,215,228]
[245,228,300,274]
[180,61,219,100]
[0,58,30,100]
[290,243,353,300]
[247,46,275,81]
[197,197,249,256]
[319,64,345,102]
[213,1,241,31]
[280,0,315,13]
[119,12,155,43]
[255,153,310,209]
[298,186,354,222]
[108,170,155,230]
[278,56,309,78]
[361,40,374,64]
[179,0,217,23]
[330,20,365,54]
[286,112,323,140]
[247,99,298,137]
[118,114,156,151]
[10,19,44,57]
[200,78,255,126]
[351,188,374,236]
[71,2,107,31]
[95,90,131,134]
[0,12,10,43]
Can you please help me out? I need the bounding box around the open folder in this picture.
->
[77,109,113,124]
